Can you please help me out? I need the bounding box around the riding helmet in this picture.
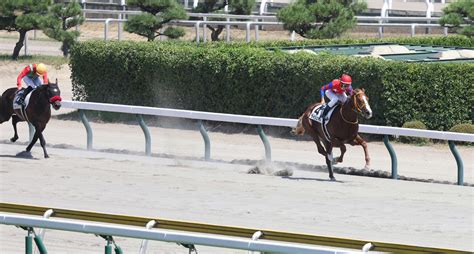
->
[340,74,352,84]
[36,63,47,75]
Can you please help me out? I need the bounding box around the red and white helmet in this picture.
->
[340,74,352,85]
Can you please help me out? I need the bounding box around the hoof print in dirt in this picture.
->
[247,164,293,177]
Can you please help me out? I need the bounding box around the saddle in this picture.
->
[308,104,338,142]
[309,104,337,123]
[13,88,34,110]
[13,89,35,122]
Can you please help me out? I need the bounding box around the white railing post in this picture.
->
[118,1,126,40]
[225,5,230,42]
[255,18,259,41]
[379,0,390,38]
[248,231,263,254]
[425,0,434,34]
[104,18,111,41]
[246,22,251,42]
[33,209,54,254]
[195,21,201,43]
[138,220,157,254]
[203,17,208,42]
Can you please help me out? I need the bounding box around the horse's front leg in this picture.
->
[350,135,370,169]
[10,115,21,142]
[27,124,49,158]
[336,144,346,164]
[325,144,336,181]
[38,132,49,158]
[26,130,39,153]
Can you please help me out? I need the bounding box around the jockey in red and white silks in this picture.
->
[16,63,49,106]
[319,74,353,119]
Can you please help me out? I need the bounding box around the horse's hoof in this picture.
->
[10,137,18,143]
[44,154,50,159]
[330,177,336,181]
[364,165,371,170]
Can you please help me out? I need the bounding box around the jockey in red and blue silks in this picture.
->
[319,74,353,119]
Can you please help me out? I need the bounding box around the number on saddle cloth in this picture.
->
[309,105,325,122]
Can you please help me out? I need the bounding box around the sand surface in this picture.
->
[0,100,473,254]
[0,44,473,254]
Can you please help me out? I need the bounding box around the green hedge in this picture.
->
[399,120,430,144]
[70,37,473,131]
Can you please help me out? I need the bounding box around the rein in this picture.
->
[340,106,358,124]
[340,91,366,125]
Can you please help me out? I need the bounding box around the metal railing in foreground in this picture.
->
[60,100,473,185]
[0,203,470,254]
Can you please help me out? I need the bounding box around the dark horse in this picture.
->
[0,81,62,158]
[292,88,373,181]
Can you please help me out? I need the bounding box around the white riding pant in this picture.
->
[325,90,348,108]
[22,76,43,89]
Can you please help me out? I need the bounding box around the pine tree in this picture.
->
[277,0,367,39]
[440,0,473,38]
[0,0,50,59]
[41,1,84,57]
[125,0,188,41]
[192,0,256,41]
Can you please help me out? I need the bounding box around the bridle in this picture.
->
[340,90,367,125]
[46,84,62,104]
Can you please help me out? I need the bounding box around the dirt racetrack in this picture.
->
[0,109,473,253]
[0,35,473,254]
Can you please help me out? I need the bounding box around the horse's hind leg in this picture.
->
[313,137,326,156]
[350,135,370,169]
[10,115,21,142]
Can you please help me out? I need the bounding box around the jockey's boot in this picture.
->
[16,91,25,106]
[321,104,332,120]
[17,87,32,106]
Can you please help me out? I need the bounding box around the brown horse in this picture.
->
[292,88,372,181]
[0,81,62,158]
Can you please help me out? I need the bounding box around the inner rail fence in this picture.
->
[78,17,449,43]
[49,100,474,186]
[0,202,470,254]
[22,11,450,54]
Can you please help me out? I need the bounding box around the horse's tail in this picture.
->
[291,115,306,136]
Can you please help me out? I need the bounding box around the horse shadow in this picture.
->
[0,151,38,160]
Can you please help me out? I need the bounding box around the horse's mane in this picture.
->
[352,88,364,94]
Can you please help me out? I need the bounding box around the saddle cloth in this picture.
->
[13,89,34,110]
[309,104,337,123]
[309,104,338,142]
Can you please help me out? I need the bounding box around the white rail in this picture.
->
[81,9,443,23]
[0,214,360,254]
[62,100,474,142]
